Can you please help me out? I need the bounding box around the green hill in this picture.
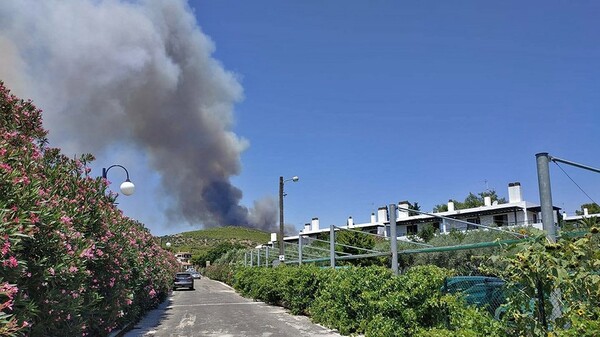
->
[158,226,270,257]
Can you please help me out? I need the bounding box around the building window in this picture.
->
[465,218,480,230]
[493,214,508,227]
[406,225,418,235]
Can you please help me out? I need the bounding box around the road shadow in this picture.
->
[121,295,175,336]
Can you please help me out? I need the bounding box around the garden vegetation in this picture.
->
[0,81,179,336]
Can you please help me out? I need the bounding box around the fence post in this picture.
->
[536,153,557,242]
[257,248,261,267]
[250,250,254,267]
[265,246,269,267]
[330,225,336,268]
[298,234,303,265]
[244,252,247,267]
[390,203,398,275]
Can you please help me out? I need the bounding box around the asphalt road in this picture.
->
[123,277,343,337]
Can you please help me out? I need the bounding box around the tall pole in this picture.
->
[536,153,557,242]
[265,246,269,267]
[330,225,335,268]
[389,203,398,275]
[279,176,285,260]
[298,234,303,265]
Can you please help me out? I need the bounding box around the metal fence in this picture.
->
[244,227,597,333]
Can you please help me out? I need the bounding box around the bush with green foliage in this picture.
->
[0,81,179,336]
[231,265,504,336]
[203,264,235,284]
[486,231,600,336]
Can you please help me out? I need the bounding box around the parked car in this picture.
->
[190,271,202,279]
[173,272,195,290]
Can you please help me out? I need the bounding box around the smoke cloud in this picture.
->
[0,0,278,231]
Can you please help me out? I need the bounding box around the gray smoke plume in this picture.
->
[0,0,278,230]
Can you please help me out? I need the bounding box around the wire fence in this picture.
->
[243,226,600,334]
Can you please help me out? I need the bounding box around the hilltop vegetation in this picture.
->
[160,226,270,265]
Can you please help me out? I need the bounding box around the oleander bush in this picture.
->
[0,81,179,336]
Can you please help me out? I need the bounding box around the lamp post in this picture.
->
[279,175,299,261]
[102,164,135,196]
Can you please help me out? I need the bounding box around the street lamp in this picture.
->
[279,175,299,261]
[102,164,135,196]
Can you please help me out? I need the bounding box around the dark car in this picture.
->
[173,272,194,290]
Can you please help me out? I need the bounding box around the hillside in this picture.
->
[159,226,271,257]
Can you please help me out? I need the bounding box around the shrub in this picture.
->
[0,81,179,336]
[204,264,235,284]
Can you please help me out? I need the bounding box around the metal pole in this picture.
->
[265,246,269,267]
[257,249,260,267]
[244,252,247,266]
[298,234,303,265]
[389,203,398,275]
[330,224,335,268]
[536,153,557,242]
[550,156,600,174]
[250,250,254,267]
[279,176,285,260]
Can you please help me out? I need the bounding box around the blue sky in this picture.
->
[183,1,600,234]
[1,1,598,236]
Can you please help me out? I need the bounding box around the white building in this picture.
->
[562,207,600,224]
[271,182,561,244]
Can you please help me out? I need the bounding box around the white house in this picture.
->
[271,182,561,244]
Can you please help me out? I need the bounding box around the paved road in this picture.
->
[123,277,342,337]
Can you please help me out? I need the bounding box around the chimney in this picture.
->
[484,196,492,206]
[508,182,523,203]
[370,213,376,223]
[270,233,277,242]
[398,200,410,219]
[584,208,589,216]
[347,216,354,228]
[447,200,455,212]
[311,217,320,231]
[304,223,311,233]
[377,206,388,223]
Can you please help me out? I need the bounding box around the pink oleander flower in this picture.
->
[48,267,55,276]
[30,213,40,224]
[60,216,72,225]
[1,237,10,256]
[3,256,18,268]
[68,266,78,273]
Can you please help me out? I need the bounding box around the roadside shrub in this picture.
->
[278,265,327,315]
[231,264,506,336]
[310,266,392,335]
[0,81,179,336]
[204,264,235,284]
